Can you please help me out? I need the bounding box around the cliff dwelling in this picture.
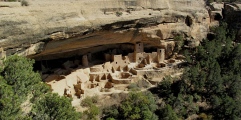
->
[35,42,184,99]
[0,0,210,101]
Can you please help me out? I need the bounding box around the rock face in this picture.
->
[0,0,210,60]
[207,2,223,27]
[223,3,241,40]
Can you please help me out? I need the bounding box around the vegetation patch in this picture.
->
[81,95,100,120]
[21,0,28,6]
[0,55,82,119]
[102,91,158,120]
[116,11,123,17]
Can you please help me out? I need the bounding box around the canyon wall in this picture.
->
[0,0,211,60]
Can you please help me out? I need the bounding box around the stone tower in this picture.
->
[134,43,144,62]
[82,55,88,67]
[157,48,165,63]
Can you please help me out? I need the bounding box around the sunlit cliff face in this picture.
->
[0,0,210,60]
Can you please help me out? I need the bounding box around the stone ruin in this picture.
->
[43,42,184,99]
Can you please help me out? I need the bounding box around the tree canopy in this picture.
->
[31,93,81,120]
[0,55,81,119]
[103,91,158,120]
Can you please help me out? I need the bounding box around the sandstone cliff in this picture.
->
[0,0,210,60]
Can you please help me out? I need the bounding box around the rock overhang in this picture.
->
[0,0,210,60]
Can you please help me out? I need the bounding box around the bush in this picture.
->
[137,79,150,88]
[81,95,100,120]
[174,35,184,53]
[83,105,100,120]
[21,0,29,6]
[110,92,128,102]
[111,93,120,99]
[116,11,123,17]
[103,91,158,120]
[158,104,179,120]
[128,80,150,91]
[0,79,22,120]
[31,93,81,120]
[127,83,140,91]
[81,95,99,107]
[102,105,119,119]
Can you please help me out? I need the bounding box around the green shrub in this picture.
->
[103,91,158,120]
[127,83,140,91]
[111,93,120,99]
[81,96,100,120]
[31,93,81,120]
[0,79,22,120]
[83,105,100,120]
[110,92,128,102]
[127,80,150,91]
[21,0,29,6]
[81,95,99,107]
[137,79,150,88]
[158,104,179,120]
[102,105,119,119]
[116,11,123,17]
[174,35,184,53]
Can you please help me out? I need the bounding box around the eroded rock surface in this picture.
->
[0,0,210,60]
